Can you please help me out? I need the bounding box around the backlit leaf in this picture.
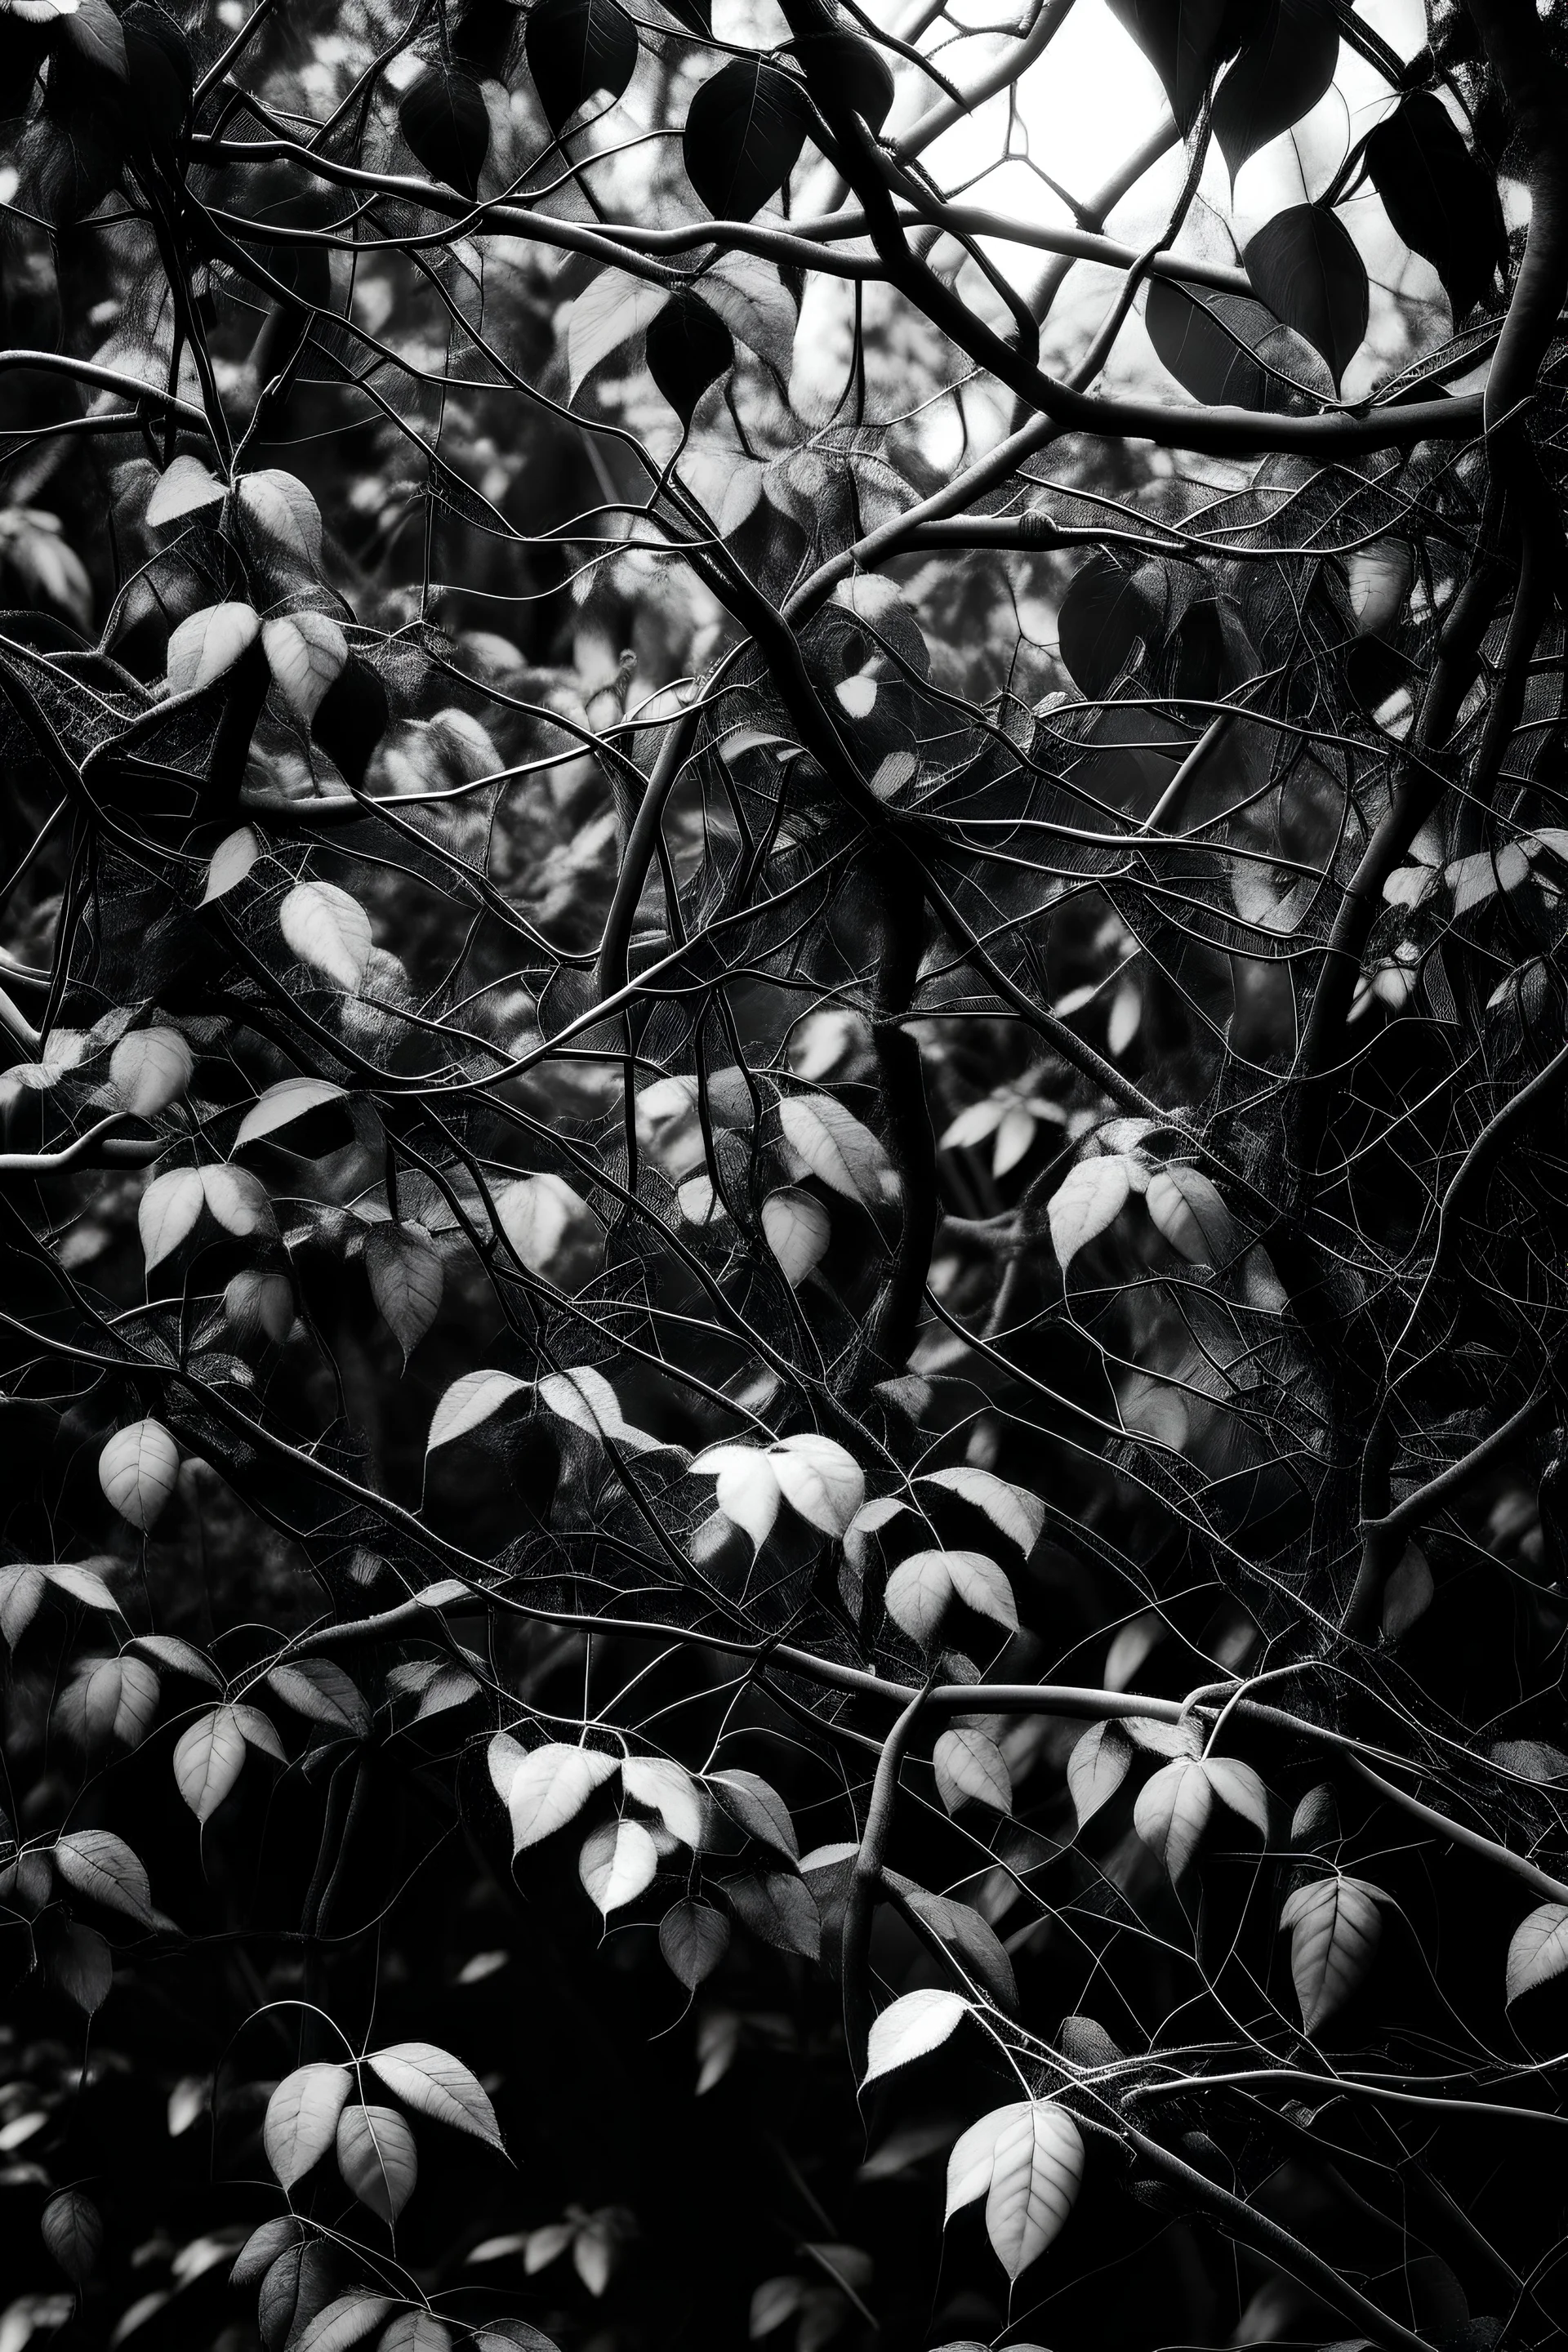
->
[946,2100,1085,2279]
[1067,1721,1133,1825]
[263,612,349,722]
[760,1188,831,1285]
[768,1432,864,1535]
[336,2103,418,2223]
[111,1027,192,1119]
[279,882,374,992]
[99,1419,180,1531]
[52,1829,154,1925]
[1133,1756,1214,1881]
[934,1726,1012,1815]
[578,1818,659,1913]
[366,2042,503,2148]
[622,1755,706,1846]
[138,1168,205,1272]
[264,2064,352,2188]
[506,1741,618,1850]
[427,1369,528,1451]
[166,601,260,696]
[1144,1163,1236,1263]
[172,1705,248,1821]
[365,1223,443,1356]
[864,1988,969,2083]
[1279,1874,1383,2031]
[779,1094,895,1206]
[1048,1156,1133,1267]
[1505,1903,1568,2003]
[919,1467,1045,1556]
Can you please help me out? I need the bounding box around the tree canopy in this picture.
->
[2,0,1568,2345]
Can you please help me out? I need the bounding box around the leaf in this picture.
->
[537,1365,659,1452]
[722,1868,820,1958]
[918,1467,1045,1556]
[1144,1162,1236,1263]
[0,1564,47,1646]
[363,2044,502,2157]
[1365,92,1504,318]
[1058,555,1168,697]
[864,1988,969,2083]
[426,1368,528,1451]
[1048,1156,1133,1266]
[493,1171,599,1273]
[1105,0,1227,129]
[647,292,734,425]
[56,1654,161,1751]
[779,1093,894,1205]
[1067,1720,1134,1825]
[699,252,798,376]
[567,268,670,398]
[45,1560,123,1614]
[579,1818,659,1913]
[1211,0,1338,180]
[232,1702,287,1762]
[233,2216,303,2290]
[41,2188,103,2287]
[63,0,127,78]
[1345,540,1413,638]
[259,2240,336,2352]
[263,612,349,723]
[99,1419,180,1531]
[1202,1755,1271,1838]
[708,1768,797,1858]
[1279,1875,1383,2032]
[1145,277,1331,411]
[336,2104,418,2224]
[365,1223,443,1357]
[266,1657,371,1736]
[885,1550,1017,1646]
[138,1167,205,1272]
[659,1897,730,1989]
[768,1432,864,1536]
[622,1755,706,1846]
[684,59,811,220]
[279,881,374,992]
[1133,1757,1214,1880]
[526,0,638,130]
[693,1445,782,1549]
[901,1886,1018,2010]
[380,2316,452,2352]
[172,1705,248,1821]
[934,1726,1012,1815]
[1244,205,1367,387]
[234,1076,350,1149]
[264,2064,352,2188]
[201,1162,276,1238]
[110,1027,192,1119]
[51,1920,113,2013]
[1382,1543,1432,1640]
[399,65,491,196]
[946,2101,1085,2280]
[165,601,261,695]
[506,1741,617,1851]
[146,455,225,528]
[201,825,260,902]
[292,2294,396,2352]
[52,1829,154,1926]
[760,1187,831,1285]
[1505,1903,1568,2003]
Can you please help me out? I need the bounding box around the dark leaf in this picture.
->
[646,292,735,425]
[48,1921,113,2015]
[1365,92,1506,318]
[792,31,895,129]
[1212,0,1337,180]
[722,1869,821,1959]
[1058,555,1169,697]
[1105,0,1228,130]
[399,68,491,198]
[1145,276,1332,412]
[1244,203,1367,385]
[684,60,810,220]
[1058,2014,1125,2069]
[525,0,639,133]
[258,2242,337,2352]
[900,1885,1018,2010]
[231,2217,304,2292]
[659,1896,732,1988]
[42,2189,103,2287]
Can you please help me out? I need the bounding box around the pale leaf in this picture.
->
[1145,1164,1236,1264]
[139,1168,205,1272]
[567,269,670,396]
[769,1432,864,1535]
[279,881,374,992]
[201,826,260,903]
[578,1818,659,1913]
[111,1027,192,1119]
[263,612,348,721]
[1133,1757,1214,1881]
[934,1726,1012,1815]
[336,2103,417,2223]
[265,2063,351,2188]
[365,1223,443,1356]
[145,455,225,528]
[778,1094,895,1205]
[99,1419,180,1531]
[621,1755,706,1847]
[1047,1155,1133,1267]
[760,1187,831,1285]
[919,1467,1045,1556]
[1066,1721,1133,1826]
[507,1741,617,1851]
[165,601,260,695]
[1505,1902,1568,2003]
[945,2100,1084,2280]
[1279,1874,1383,2032]
[234,1076,349,1147]
[426,1369,528,1452]
[235,470,323,570]
[864,1988,969,2083]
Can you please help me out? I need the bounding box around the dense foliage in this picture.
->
[2,0,1568,2345]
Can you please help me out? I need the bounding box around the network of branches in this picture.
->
[2,0,1568,2345]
